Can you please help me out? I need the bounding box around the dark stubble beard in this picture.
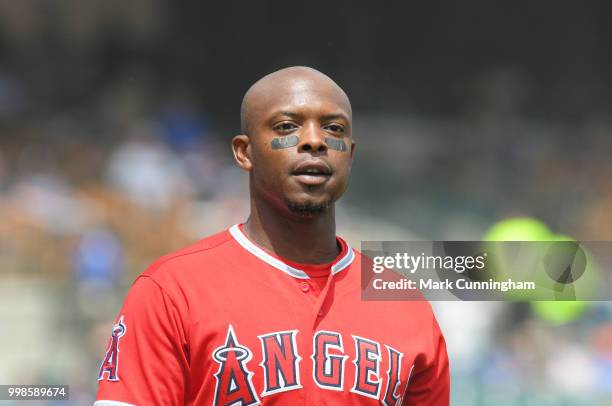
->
[285,198,332,216]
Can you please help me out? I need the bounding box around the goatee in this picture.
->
[285,199,332,216]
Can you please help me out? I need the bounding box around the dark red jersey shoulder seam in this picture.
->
[142,229,234,278]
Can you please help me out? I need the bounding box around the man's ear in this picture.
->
[232,134,252,171]
[350,140,356,158]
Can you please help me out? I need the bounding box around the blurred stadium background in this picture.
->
[0,1,611,404]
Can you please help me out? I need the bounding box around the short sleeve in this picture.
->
[95,275,190,406]
[403,316,450,406]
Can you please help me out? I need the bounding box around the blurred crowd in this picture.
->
[0,70,254,403]
[352,68,612,242]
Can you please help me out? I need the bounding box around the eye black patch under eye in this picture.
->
[271,135,300,149]
[324,137,347,152]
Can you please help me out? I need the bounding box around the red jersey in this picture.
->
[95,224,449,405]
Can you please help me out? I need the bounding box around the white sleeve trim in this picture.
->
[94,401,137,406]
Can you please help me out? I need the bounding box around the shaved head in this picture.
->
[232,66,355,222]
[240,66,351,135]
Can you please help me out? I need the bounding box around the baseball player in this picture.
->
[95,66,449,405]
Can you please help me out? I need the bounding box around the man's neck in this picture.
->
[243,198,340,265]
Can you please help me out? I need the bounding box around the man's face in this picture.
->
[244,76,355,217]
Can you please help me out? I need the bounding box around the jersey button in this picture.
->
[299,282,310,292]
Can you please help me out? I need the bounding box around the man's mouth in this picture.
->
[291,161,332,185]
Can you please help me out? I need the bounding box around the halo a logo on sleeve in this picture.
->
[98,316,127,381]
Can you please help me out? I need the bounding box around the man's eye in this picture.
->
[324,124,345,133]
[273,122,297,132]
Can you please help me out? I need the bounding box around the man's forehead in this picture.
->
[241,67,351,132]
[256,81,351,118]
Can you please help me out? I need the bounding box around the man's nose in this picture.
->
[298,123,327,154]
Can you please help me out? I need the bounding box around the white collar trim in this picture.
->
[229,224,354,280]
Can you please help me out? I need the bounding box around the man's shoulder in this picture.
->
[141,227,235,279]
